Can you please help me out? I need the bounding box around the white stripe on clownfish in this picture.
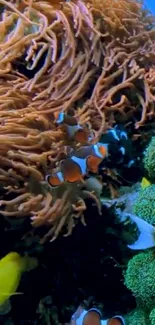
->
[119,131,128,140]
[119,146,125,156]
[82,308,102,325]
[74,143,108,160]
[107,126,128,143]
[54,112,78,126]
[93,142,108,158]
[108,129,120,141]
[46,142,108,188]
[126,159,134,168]
[54,112,92,144]
[71,306,126,325]
[55,112,65,124]
[70,156,87,175]
[45,171,64,187]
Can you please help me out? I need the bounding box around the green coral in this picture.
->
[125,308,149,325]
[124,250,155,310]
[144,137,155,180]
[150,309,155,325]
[133,185,155,224]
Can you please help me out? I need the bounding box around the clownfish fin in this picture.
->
[54,112,65,124]
[46,171,64,187]
[93,143,108,158]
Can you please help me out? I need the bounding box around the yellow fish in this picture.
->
[141,177,151,189]
[0,252,38,314]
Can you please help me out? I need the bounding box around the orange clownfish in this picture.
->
[46,157,86,186]
[86,143,108,173]
[75,142,108,173]
[107,316,125,325]
[46,156,87,187]
[46,142,108,187]
[54,112,92,144]
[82,309,102,325]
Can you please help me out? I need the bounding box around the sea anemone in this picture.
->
[0,0,155,240]
[124,250,155,310]
[144,137,155,180]
[133,184,155,224]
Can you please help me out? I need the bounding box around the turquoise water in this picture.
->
[145,0,155,14]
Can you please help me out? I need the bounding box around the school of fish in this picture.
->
[46,112,134,188]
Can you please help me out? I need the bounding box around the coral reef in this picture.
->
[144,137,155,180]
[150,308,155,325]
[1,0,155,323]
[0,0,153,241]
[133,184,155,224]
[124,250,155,310]
[0,199,136,324]
[124,308,149,325]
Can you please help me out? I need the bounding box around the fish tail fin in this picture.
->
[127,214,155,250]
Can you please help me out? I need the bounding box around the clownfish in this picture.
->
[107,316,125,325]
[86,143,108,173]
[46,142,108,187]
[71,307,126,325]
[99,124,139,170]
[82,308,102,325]
[46,157,86,186]
[54,112,92,144]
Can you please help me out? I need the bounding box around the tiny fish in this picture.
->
[82,308,102,325]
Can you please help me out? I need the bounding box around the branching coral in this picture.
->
[0,0,155,241]
[144,137,155,180]
[124,308,149,325]
[133,184,155,224]
[150,309,155,325]
[0,0,155,130]
[124,250,155,310]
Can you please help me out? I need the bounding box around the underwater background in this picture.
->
[145,0,155,14]
[1,0,155,324]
